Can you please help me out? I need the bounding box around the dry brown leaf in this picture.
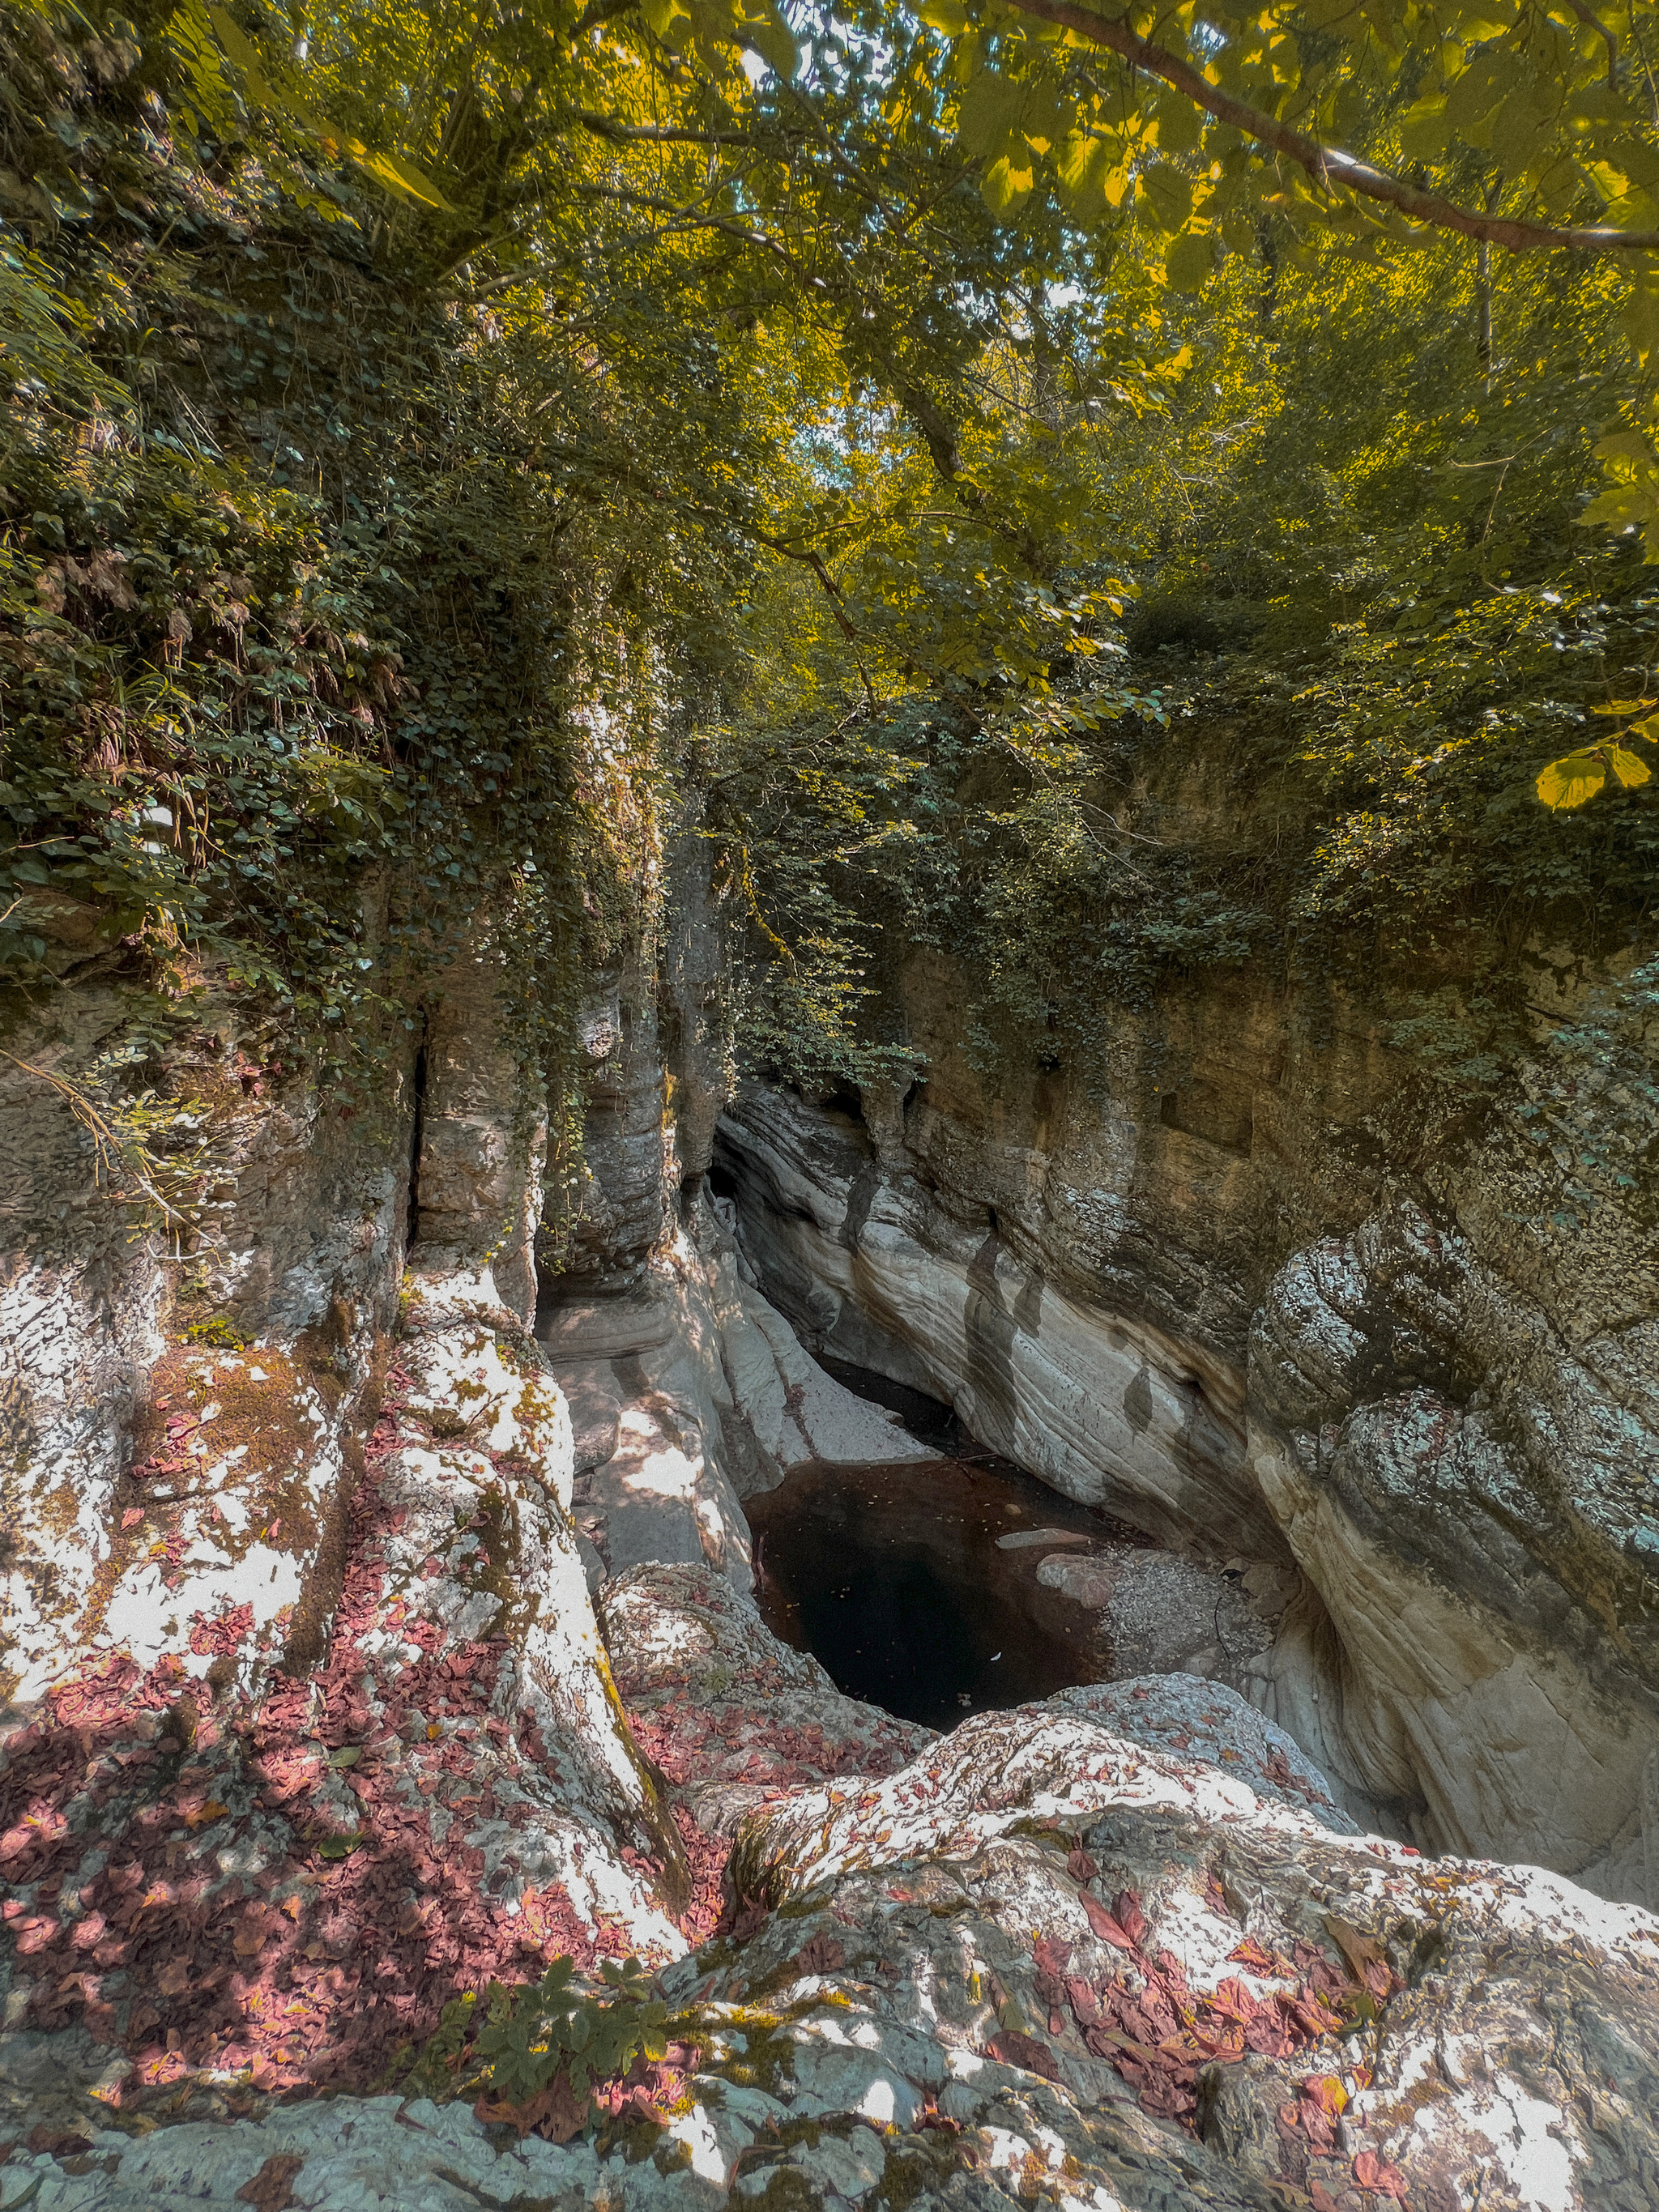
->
[236,2153,304,2210]
[1324,1914,1385,1981]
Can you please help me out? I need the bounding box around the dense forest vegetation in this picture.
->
[2,0,1656,1211]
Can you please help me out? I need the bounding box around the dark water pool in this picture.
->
[747,1452,1150,1732]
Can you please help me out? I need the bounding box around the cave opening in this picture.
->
[747,1376,1159,1730]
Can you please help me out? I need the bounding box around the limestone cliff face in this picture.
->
[0,979,415,1705]
[0,931,548,1704]
[6,892,1659,2210]
[714,942,1659,1903]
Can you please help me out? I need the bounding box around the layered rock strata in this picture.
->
[716,1069,1659,1903]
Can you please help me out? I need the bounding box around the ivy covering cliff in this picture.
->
[2,0,1656,1168]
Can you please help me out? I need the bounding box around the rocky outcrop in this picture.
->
[6,797,1657,2206]
[543,1205,939,1596]
[717,1080,1263,1553]
[555,965,675,1295]
[10,1556,1658,2212]
[0,1257,690,2099]
[603,1561,933,1837]
[413,944,548,1331]
[1246,1196,1659,1907]
[0,995,411,1707]
[716,1053,1659,1901]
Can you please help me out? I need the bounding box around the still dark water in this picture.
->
[747,1451,1148,1732]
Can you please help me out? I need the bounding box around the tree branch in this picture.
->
[533,435,867,663]
[1000,0,1659,252]
[750,531,860,641]
[574,109,768,147]
[1562,0,1618,90]
[574,181,798,263]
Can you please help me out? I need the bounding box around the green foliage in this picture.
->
[393,1954,672,2127]
[1537,704,1657,808]
[2,0,1653,1143]
[721,181,1656,1096]
[477,1955,669,2109]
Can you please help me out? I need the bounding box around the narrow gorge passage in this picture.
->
[5,5,1658,2206]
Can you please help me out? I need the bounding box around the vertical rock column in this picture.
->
[412,941,546,1330]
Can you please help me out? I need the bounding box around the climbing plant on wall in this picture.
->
[2,0,1655,1107]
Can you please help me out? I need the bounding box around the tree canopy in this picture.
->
[1,0,1655,1146]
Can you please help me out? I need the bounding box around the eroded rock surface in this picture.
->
[1247,1196,1659,1905]
[717,1080,1261,1554]
[0,1267,689,2099]
[6,1552,1658,2212]
[716,1073,1659,1903]
[547,1212,939,1596]
[0,1006,408,1707]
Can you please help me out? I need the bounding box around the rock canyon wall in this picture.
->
[2,841,1658,2212]
[714,940,1659,1907]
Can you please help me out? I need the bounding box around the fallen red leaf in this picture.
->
[795,1933,844,1976]
[27,2126,92,2156]
[1077,1891,1137,1948]
[1353,2148,1410,2198]
[1227,1937,1281,1972]
[986,2029,1061,2082]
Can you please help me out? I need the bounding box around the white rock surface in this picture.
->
[1248,1198,1659,1903]
[717,1080,1659,1906]
[7,1531,1659,2212]
[547,1208,938,1596]
[718,1082,1260,1550]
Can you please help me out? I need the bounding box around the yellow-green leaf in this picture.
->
[1397,97,1449,164]
[958,64,1024,161]
[1166,228,1215,292]
[1056,130,1112,219]
[352,147,453,211]
[1606,744,1653,789]
[1152,91,1204,155]
[1536,750,1607,809]
[981,152,1034,215]
[207,3,286,113]
[919,0,968,32]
